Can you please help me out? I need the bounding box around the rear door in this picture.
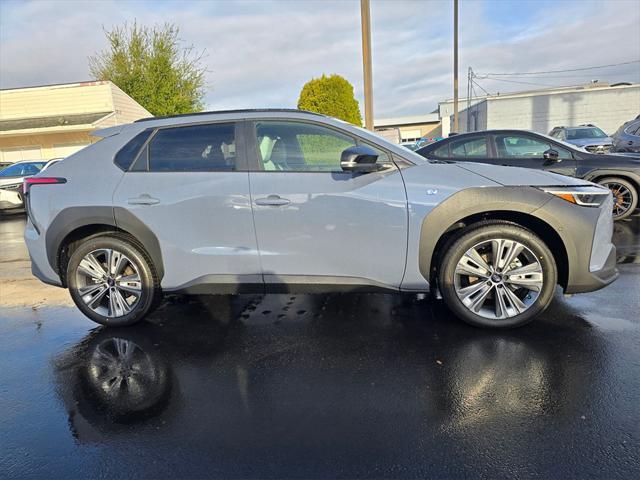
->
[246,120,408,291]
[489,132,577,176]
[112,121,262,291]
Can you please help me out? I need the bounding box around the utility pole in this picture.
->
[453,0,459,133]
[360,0,374,130]
[466,66,472,132]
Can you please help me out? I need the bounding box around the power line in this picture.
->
[476,60,640,77]
[472,78,491,96]
[482,73,640,80]
[478,77,561,87]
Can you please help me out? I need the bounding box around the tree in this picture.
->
[89,22,207,116]
[297,74,362,126]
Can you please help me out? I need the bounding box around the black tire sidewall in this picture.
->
[67,236,156,326]
[439,224,557,328]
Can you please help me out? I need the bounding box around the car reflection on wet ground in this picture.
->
[1,215,639,478]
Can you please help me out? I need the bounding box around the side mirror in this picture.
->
[340,145,379,172]
[543,149,561,164]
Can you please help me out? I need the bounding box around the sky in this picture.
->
[1,0,639,118]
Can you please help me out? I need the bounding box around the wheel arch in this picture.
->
[418,187,571,291]
[587,171,640,196]
[47,206,164,285]
[428,211,569,291]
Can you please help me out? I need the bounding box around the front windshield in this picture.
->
[534,132,581,151]
[566,127,607,140]
[0,162,46,177]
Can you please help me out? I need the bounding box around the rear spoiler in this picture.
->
[91,125,125,138]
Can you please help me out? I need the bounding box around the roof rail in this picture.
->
[134,108,325,123]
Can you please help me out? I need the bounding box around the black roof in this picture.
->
[134,108,324,123]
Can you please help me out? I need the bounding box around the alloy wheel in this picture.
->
[453,238,544,320]
[75,248,142,318]
[601,181,634,218]
[86,338,160,406]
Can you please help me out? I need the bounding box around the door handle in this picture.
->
[128,194,160,205]
[255,195,291,206]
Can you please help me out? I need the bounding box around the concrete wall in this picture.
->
[486,85,640,134]
[439,84,640,135]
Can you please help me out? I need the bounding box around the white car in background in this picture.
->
[0,159,61,214]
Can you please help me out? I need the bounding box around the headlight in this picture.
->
[538,185,611,207]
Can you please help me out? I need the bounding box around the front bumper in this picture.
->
[535,194,618,294]
[566,243,618,293]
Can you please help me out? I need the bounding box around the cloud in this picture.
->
[1,0,638,118]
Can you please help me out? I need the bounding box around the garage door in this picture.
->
[0,146,43,163]
[52,143,89,158]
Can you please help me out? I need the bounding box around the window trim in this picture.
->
[244,118,399,174]
[120,120,248,173]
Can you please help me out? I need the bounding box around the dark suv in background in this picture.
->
[548,124,612,154]
[416,129,640,220]
[612,118,640,154]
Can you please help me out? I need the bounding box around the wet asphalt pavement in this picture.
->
[1,215,639,478]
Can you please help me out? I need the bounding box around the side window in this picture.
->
[255,121,356,172]
[450,136,487,158]
[148,123,236,172]
[431,142,450,158]
[553,145,573,159]
[361,142,393,166]
[115,129,153,171]
[495,135,553,158]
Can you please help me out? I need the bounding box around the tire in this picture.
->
[438,222,557,329]
[78,328,171,422]
[67,234,159,326]
[597,177,638,221]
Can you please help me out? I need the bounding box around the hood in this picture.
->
[569,137,613,147]
[455,162,591,187]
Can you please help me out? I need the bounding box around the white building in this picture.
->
[0,81,151,164]
[374,113,441,144]
[439,82,640,137]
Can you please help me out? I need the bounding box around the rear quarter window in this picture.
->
[114,130,153,171]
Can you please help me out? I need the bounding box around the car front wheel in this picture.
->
[438,222,557,328]
[67,234,159,326]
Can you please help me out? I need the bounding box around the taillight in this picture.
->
[23,177,66,195]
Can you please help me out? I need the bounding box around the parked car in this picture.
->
[612,118,640,154]
[548,125,613,153]
[0,159,53,214]
[24,109,617,329]
[417,129,640,220]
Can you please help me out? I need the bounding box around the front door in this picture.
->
[247,120,408,291]
[113,121,261,290]
[489,133,577,176]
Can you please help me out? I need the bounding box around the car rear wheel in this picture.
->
[67,234,159,326]
[438,222,557,328]
[597,177,637,220]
